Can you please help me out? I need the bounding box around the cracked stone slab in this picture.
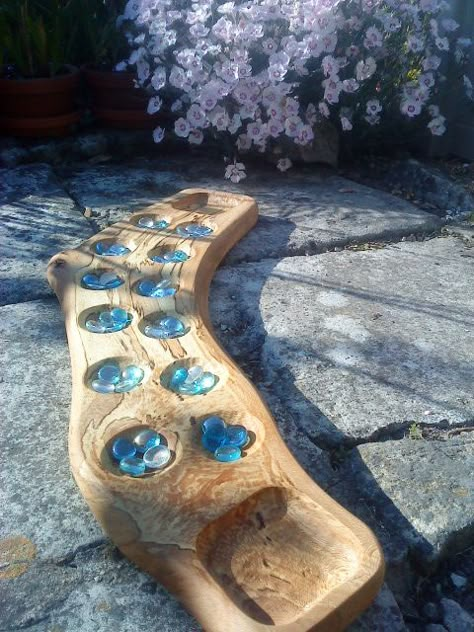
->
[0,299,103,561]
[330,436,474,569]
[64,160,442,260]
[212,236,474,447]
[0,164,94,306]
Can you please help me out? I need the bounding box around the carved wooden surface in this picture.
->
[47,189,384,631]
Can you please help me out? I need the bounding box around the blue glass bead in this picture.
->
[95,242,130,256]
[202,425,227,452]
[185,366,203,383]
[197,372,218,393]
[154,219,169,229]
[111,437,136,461]
[138,216,155,228]
[144,316,187,339]
[114,379,138,393]
[85,318,107,334]
[215,446,242,462]
[99,272,123,289]
[82,273,103,289]
[99,311,115,327]
[95,242,107,255]
[121,365,144,384]
[171,250,189,262]
[98,363,121,384]
[225,425,249,448]
[201,416,226,434]
[91,378,116,393]
[137,279,156,297]
[119,456,145,477]
[178,381,201,395]
[170,367,188,387]
[110,308,129,324]
[143,445,171,469]
[177,224,213,238]
[133,429,160,453]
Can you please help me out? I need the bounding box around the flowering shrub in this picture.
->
[120,0,473,181]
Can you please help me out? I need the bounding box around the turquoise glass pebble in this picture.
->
[143,445,171,469]
[138,217,169,229]
[167,365,218,396]
[98,363,121,384]
[82,271,124,290]
[119,456,145,477]
[215,446,242,462]
[137,278,176,298]
[202,425,227,452]
[91,362,145,394]
[95,242,131,256]
[176,224,213,238]
[144,316,187,340]
[225,424,249,448]
[150,250,190,264]
[201,416,226,434]
[133,429,161,454]
[111,437,136,461]
[86,307,132,334]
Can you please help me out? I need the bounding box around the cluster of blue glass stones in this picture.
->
[91,362,144,394]
[201,416,249,462]
[168,365,218,395]
[86,307,132,334]
[150,250,189,264]
[138,217,169,230]
[137,278,176,298]
[111,429,171,477]
[95,242,131,256]
[144,316,188,339]
[82,271,124,290]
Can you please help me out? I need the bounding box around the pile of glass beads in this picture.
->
[110,428,171,477]
[91,361,145,394]
[144,315,189,339]
[201,416,249,462]
[137,217,169,230]
[176,224,213,238]
[136,278,176,298]
[85,307,132,334]
[95,241,131,256]
[168,365,218,395]
[82,271,124,290]
[150,250,190,264]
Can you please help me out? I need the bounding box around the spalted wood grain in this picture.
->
[47,189,384,631]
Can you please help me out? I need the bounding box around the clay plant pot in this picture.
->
[83,68,159,129]
[0,68,81,137]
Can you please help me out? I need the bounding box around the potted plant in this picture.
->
[0,0,81,137]
[79,0,159,129]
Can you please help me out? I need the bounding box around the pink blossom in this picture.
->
[152,127,165,143]
[174,117,191,138]
[225,161,246,183]
[277,158,292,172]
[340,116,353,131]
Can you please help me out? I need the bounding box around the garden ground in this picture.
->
[0,154,473,631]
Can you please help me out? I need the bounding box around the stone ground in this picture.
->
[0,156,473,632]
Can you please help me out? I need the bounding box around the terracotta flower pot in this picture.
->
[0,68,80,137]
[84,68,159,129]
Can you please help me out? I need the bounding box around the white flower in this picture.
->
[262,39,277,55]
[419,73,435,90]
[151,67,166,90]
[322,55,340,77]
[435,37,449,51]
[428,116,446,136]
[277,158,292,172]
[284,115,303,138]
[174,118,191,138]
[400,99,422,118]
[342,78,359,93]
[407,35,424,53]
[247,121,265,143]
[225,161,246,183]
[423,55,442,71]
[366,99,382,115]
[188,129,204,144]
[365,113,380,126]
[340,116,353,131]
[217,2,235,15]
[228,114,242,134]
[356,57,377,81]
[186,104,206,128]
[294,124,314,145]
[147,96,162,115]
[442,19,459,32]
[318,102,330,118]
[153,127,165,143]
[114,61,128,72]
[364,27,383,49]
[463,75,473,100]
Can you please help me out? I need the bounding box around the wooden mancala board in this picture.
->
[47,189,384,631]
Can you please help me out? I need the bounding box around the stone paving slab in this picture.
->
[212,237,474,447]
[0,298,401,631]
[330,436,474,568]
[64,161,442,262]
[0,164,94,306]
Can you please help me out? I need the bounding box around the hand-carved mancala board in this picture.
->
[47,189,384,631]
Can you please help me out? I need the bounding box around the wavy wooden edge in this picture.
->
[47,188,384,631]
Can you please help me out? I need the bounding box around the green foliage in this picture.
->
[73,0,129,69]
[408,422,423,441]
[0,0,127,78]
